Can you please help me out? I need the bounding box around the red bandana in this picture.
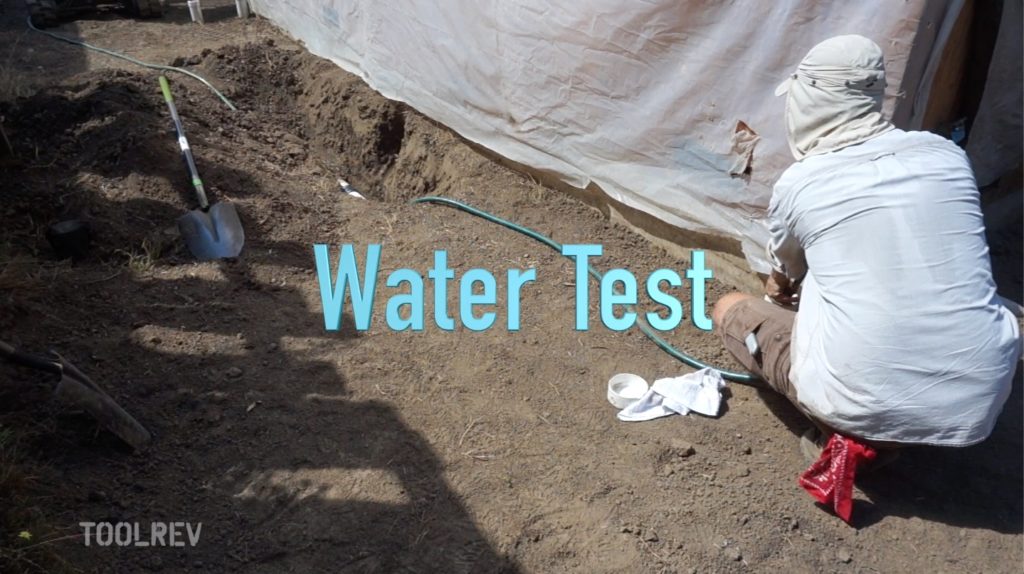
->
[798,433,876,523]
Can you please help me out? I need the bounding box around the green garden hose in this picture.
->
[26,17,237,112]
[411,196,759,384]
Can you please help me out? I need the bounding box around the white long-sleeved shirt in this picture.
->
[768,128,1020,446]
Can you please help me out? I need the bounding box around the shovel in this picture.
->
[0,340,152,450]
[159,76,244,260]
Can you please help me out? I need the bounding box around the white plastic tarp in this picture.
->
[249,0,960,271]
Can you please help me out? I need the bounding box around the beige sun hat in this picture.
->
[776,35,894,159]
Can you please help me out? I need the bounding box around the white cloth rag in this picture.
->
[616,368,726,422]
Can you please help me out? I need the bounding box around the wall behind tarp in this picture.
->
[966,0,1022,188]
[248,0,963,271]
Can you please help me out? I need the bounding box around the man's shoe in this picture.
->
[799,426,901,472]
[800,427,827,463]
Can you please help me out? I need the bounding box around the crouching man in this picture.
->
[713,35,1021,455]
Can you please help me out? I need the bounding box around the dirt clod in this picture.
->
[670,439,697,457]
[837,548,853,563]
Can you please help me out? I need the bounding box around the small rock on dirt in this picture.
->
[837,547,852,563]
[203,406,223,423]
[724,546,742,561]
[669,439,696,457]
[226,367,243,378]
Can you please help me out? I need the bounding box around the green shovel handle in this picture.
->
[158,75,209,209]
[159,75,174,103]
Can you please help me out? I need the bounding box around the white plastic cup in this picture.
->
[187,0,204,24]
[236,0,250,18]
[607,373,649,409]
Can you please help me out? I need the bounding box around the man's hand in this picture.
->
[765,269,798,306]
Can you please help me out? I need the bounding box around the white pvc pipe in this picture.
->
[187,0,204,24]
[236,0,250,18]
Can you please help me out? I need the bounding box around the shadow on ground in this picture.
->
[756,347,1022,533]
[0,44,517,571]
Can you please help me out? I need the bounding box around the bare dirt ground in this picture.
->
[0,2,1021,573]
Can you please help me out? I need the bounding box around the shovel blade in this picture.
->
[54,355,152,451]
[177,202,245,260]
